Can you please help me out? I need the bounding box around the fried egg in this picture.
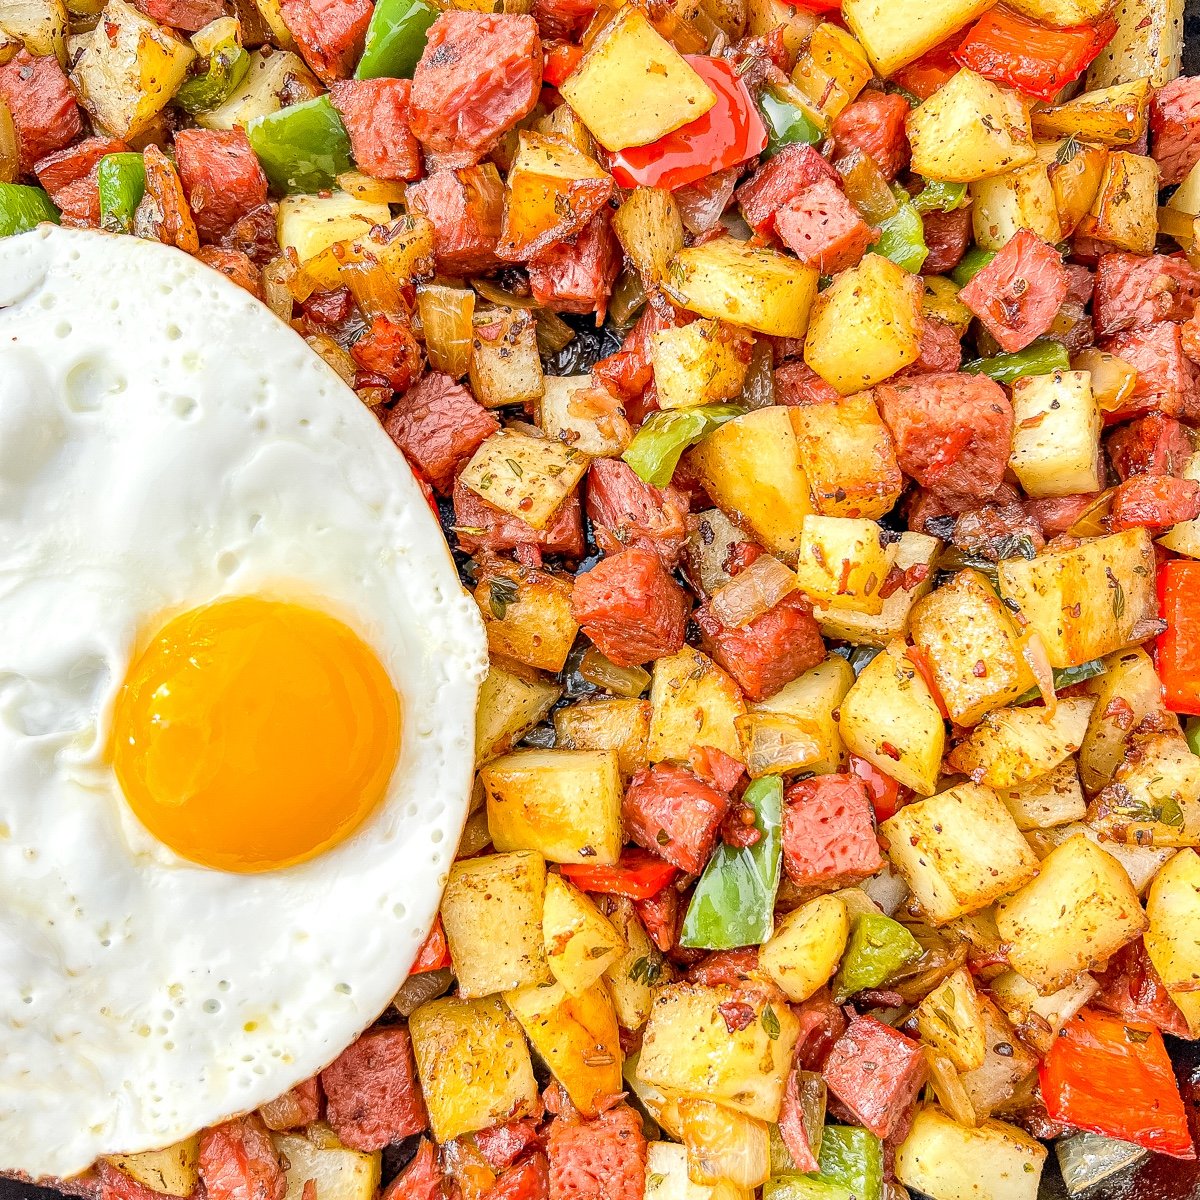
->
[0,227,487,1178]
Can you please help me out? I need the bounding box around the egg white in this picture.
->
[0,227,488,1179]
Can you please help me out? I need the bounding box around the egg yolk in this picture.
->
[111,597,402,873]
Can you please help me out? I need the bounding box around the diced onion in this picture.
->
[837,148,900,224]
[417,284,475,378]
[607,268,647,330]
[457,808,492,859]
[1019,627,1057,717]
[710,554,796,628]
[304,333,356,385]
[473,276,537,309]
[923,1046,978,1129]
[579,646,650,697]
[1072,347,1137,414]
[675,167,739,237]
[341,257,408,319]
[679,1099,771,1189]
[336,170,407,206]
[739,338,775,411]
[1056,1132,1147,1196]
[392,967,452,1017]
[1065,487,1115,538]
[260,256,296,321]
[535,307,576,355]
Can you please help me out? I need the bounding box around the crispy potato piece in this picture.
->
[652,319,750,412]
[995,761,1088,832]
[469,307,545,409]
[647,646,747,764]
[793,515,898,615]
[554,698,652,780]
[915,967,987,1072]
[1078,647,1165,793]
[988,970,1098,1055]
[1009,370,1103,498]
[1145,849,1200,1019]
[475,658,562,766]
[277,193,391,265]
[1086,0,1184,88]
[271,1128,379,1200]
[539,375,631,459]
[842,0,992,74]
[1079,150,1160,255]
[970,160,1061,250]
[459,431,588,530]
[543,873,625,996]
[474,562,578,674]
[604,898,674,1030]
[105,1140,199,1198]
[758,894,849,1002]
[1031,79,1151,147]
[613,186,684,288]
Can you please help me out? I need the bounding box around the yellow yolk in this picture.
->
[111,597,402,872]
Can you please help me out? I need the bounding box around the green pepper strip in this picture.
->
[764,1176,854,1200]
[679,775,783,950]
[1015,658,1106,705]
[757,90,823,160]
[912,178,968,215]
[356,0,439,79]
[0,183,60,237]
[961,339,1071,385]
[246,95,354,196]
[622,404,745,490]
[831,912,921,1003]
[98,153,147,234]
[950,246,996,287]
[1186,718,1200,758]
[813,1126,884,1200]
[175,40,251,115]
[872,186,927,274]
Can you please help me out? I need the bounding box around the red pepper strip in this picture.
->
[1040,1009,1195,1158]
[905,645,950,720]
[608,56,767,191]
[410,915,452,974]
[1158,559,1200,716]
[560,849,678,900]
[849,753,902,822]
[954,6,1116,103]
[542,41,583,88]
[890,37,961,100]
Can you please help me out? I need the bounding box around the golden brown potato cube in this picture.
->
[793,515,898,615]
[553,698,652,779]
[483,748,624,864]
[758,894,849,1002]
[958,996,1039,1120]
[539,375,631,459]
[474,563,579,674]
[276,193,391,267]
[915,967,987,1072]
[922,277,972,338]
[459,431,589,530]
[1009,369,1103,499]
[301,213,436,293]
[475,658,562,766]
[880,783,1040,925]
[1037,139,1109,238]
[841,0,992,74]
[910,569,1034,727]
[1031,78,1152,147]
[409,995,539,1143]
[271,1128,379,1200]
[808,22,871,99]
[105,1139,199,1198]
[996,834,1146,994]
[637,983,800,1122]
[1079,150,1160,255]
[1086,0,1184,88]
[651,319,750,411]
[613,186,684,287]
[603,897,674,1029]
[1145,848,1200,1003]
[647,646,746,764]
[0,0,66,61]
[543,873,625,995]
[970,160,1061,250]
[995,760,1087,832]
[468,307,545,409]
[1078,647,1165,793]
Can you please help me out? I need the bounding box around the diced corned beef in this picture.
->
[782,774,882,887]
[1094,252,1200,336]
[1152,75,1200,185]
[690,744,745,794]
[198,1116,286,1200]
[585,458,690,567]
[1028,492,1101,537]
[221,202,280,265]
[623,763,731,875]
[528,212,621,319]
[258,1078,321,1131]
[545,1104,647,1200]
[132,0,226,30]
[902,316,963,375]
[406,166,504,275]
[821,1016,928,1140]
[633,886,677,952]
[774,177,875,274]
[196,246,263,298]
[321,1027,428,1151]
[695,591,825,702]
[1107,413,1194,479]
[1091,939,1191,1039]
[685,947,761,988]
[831,92,911,181]
[958,229,1069,352]
[34,135,127,227]
[532,0,596,39]
[330,79,422,182]
[920,204,972,275]
[775,360,842,407]
[475,1118,543,1173]
[1063,262,1095,306]
[876,372,1014,499]
[174,128,270,244]
[1184,310,1200,363]
[570,547,690,667]
[0,51,82,175]
[951,500,1044,559]
[778,1068,821,1173]
[736,143,839,235]
[385,372,499,493]
[1100,323,1200,422]
[489,1154,551,1200]
[410,12,542,168]
[1110,473,1200,530]
[351,316,423,393]
[793,987,849,1072]
[381,1140,445,1200]
[96,1162,173,1200]
[454,477,585,557]
[279,0,371,84]
[592,304,686,404]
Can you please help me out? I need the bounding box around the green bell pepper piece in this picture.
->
[246,96,354,195]
[1187,718,1200,758]
[175,40,251,115]
[816,1126,884,1200]
[831,913,921,1003]
[1015,658,1106,705]
[912,178,968,215]
[961,339,1071,385]
[98,153,147,233]
[356,0,439,79]
[758,90,823,160]
[872,187,927,274]
[622,404,745,489]
[0,183,60,237]
[764,1177,854,1200]
[679,776,783,950]
[950,246,996,287]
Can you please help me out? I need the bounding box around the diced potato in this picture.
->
[69,0,196,139]
[1086,0,1184,89]
[0,0,66,62]
[652,320,750,411]
[604,898,673,1030]
[459,431,588,531]
[644,1141,729,1200]
[469,307,545,409]
[276,192,391,267]
[839,639,945,794]
[474,563,578,674]
[105,1139,199,1198]
[483,748,624,864]
[988,970,1098,1055]
[794,516,898,614]
[1157,450,1200,558]
[997,529,1158,669]
[272,1128,379,1200]
[687,407,814,559]
[895,1108,1047,1200]
[669,237,819,339]
[679,1099,770,1190]
[970,160,1061,251]
[409,995,539,1143]
[248,0,295,50]
[648,646,746,764]
[543,873,625,996]
[758,894,849,1002]
[441,851,552,999]
[505,979,622,1114]
[922,276,972,338]
[1006,0,1113,22]
[554,698,651,780]
[1008,370,1102,498]
[791,21,871,119]
[995,761,1087,831]
[684,507,751,598]
[300,214,435,292]
[1031,79,1152,147]
[957,997,1038,1121]
[637,983,799,1122]
[335,170,406,207]
[947,698,1094,789]
[995,835,1146,994]
[475,658,562,766]
[915,967,987,1072]
[735,656,854,778]
[560,7,715,151]
[1078,647,1164,793]
[880,783,1040,925]
[910,569,1033,727]
[1028,822,1176,894]
[1146,849,1200,1016]
[539,375,631,458]
[614,186,685,288]
[816,531,939,646]
[803,254,922,394]
[841,0,992,75]
[1037,139,1110,238]
[1081,151,1160,255]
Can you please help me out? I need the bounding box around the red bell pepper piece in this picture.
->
[542,41,583,89]
[1040,1008,1195,1158]
[905,645,950,720]
[955,6,1116,103]
[849,753,902,822]
[1158,559,1200,715]
[608,56,767,192]
[560,848,678,900]
[890,37,961,100]
[409,915,452,974]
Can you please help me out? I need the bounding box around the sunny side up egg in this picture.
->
[0,227,488,1179]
